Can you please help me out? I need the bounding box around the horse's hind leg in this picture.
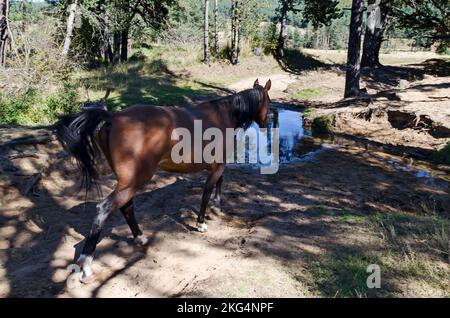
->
[74,187,135,283]
[210,175,223,213]
[197,164,225,232]
[120,198,148,245]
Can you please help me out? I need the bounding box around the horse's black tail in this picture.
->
[54,108,111,193]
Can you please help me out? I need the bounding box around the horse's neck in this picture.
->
[193,98,238,128]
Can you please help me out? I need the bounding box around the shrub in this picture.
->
[431,143,450,165]
[0,83,80,125]
[312,114,335,134]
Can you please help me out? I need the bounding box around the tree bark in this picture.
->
[231,0,240,65]
[112,31,121,64]
[0,0,8,66]
[236,5,241,65]
[214,0,218,58]
[102,13,112,64]
[277,0,288,57]
[204,0,210,65]
[120,29,129,62]
[231,0,236,63]
[361,0,392,67]
[61,0,78,57]
[21,0,28,33]
[344,0,364,98]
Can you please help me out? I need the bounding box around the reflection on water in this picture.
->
[242,108,321,163]
[236,107,448,188]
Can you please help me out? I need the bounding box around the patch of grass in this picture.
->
[369,211,450,262]
[431,142,450,165]
[78,57,215,109]
[290,88,323,100]
[310,255,384,297]
[302,107,316,119]
[307,210,450,297]
[304,205,329,215]
[311,114,335,134]
[337,211,368,224]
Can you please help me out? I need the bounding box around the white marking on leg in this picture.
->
[197,222,208,233]
[77,254,93,266]
[134,234,149,246]
[76,254,94,284]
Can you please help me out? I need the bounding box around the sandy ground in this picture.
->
[1,55,450,298]
[0,133,449,298]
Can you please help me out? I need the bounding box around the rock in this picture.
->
[398,79,409,89]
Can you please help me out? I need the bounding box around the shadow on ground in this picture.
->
[1,132,449,297]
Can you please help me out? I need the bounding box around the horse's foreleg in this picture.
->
[120,198,148,245]
[74,187,135,283]
[197,165,225,232]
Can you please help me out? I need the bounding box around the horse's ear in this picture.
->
[264,79,271,91]
[253,78,259,87]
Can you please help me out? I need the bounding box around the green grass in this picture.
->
[78,53,216,110]
[290,88,324,100]
[310,255,384,297]
[306,210,450,297]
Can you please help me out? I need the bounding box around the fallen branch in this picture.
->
[0,134,56,148]
[7,152,41,159]
[24,172,43,196]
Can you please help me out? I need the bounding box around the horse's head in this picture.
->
[253,78,271,128]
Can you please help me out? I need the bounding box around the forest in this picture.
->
[0,0,449,298]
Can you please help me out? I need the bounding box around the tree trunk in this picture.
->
[277,0,288,57]
[102,13,112,64]
[230,0,236,64]
[203,0,210,64]
[214,0,218,58]
[0,0,8,66]
[120,29,128,62]
[236,5,241,65]
[344,0,364,98]
[21,0,28,33]
[231,0,240,65]
[361,0,392,67]
[112,31,120,64]
[61,0,78,57]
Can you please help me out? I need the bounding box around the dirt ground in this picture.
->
[0,129,449,298]
[1,54,450,298]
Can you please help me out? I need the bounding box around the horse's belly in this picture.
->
[158,158,206,173]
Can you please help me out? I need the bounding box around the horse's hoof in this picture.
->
[66,271,82,289]
[134,234,149,246]
[197,222,208,233]
[79,266,94,284]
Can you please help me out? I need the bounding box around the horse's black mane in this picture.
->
[227,86,264,129]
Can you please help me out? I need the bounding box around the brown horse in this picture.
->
[55,79,271,283]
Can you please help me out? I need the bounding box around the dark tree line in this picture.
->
[57,0,174,64]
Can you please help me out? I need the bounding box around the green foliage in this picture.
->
[301,0,342,28]
[431,143,450,165]
[312,114,335,134]
[290,88,323,99]
[0,83,80,125]
[395,0,450,51]
[262,23,279,54]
